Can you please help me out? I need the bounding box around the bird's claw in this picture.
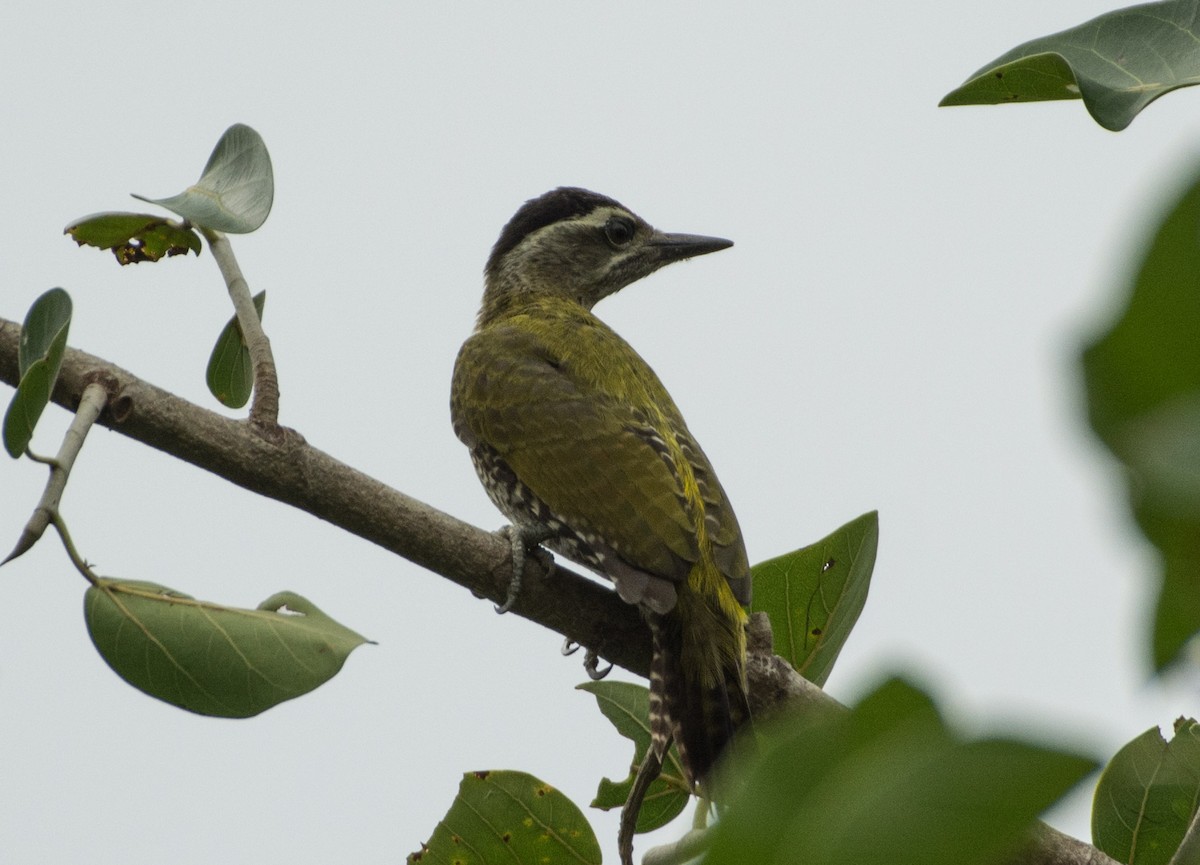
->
[583,648,612,680]
[494,524,555,614]
[563,639,612,678]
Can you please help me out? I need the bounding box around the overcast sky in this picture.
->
[3,2,1198,863]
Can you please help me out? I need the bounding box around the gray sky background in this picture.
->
[3,2,1198,862]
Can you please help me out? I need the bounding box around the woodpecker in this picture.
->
[450,187,751,797]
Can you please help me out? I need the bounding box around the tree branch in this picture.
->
[1008,823,1119,865]
[0,315,1114,865]
[0,315,652,673]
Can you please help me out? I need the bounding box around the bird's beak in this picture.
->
[649,231,733,264]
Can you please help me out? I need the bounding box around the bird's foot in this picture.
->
[494,524,555,614]
[583,648,612,680]
[561,639,613,680]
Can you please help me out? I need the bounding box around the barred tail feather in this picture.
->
[647,618,673,763]
[647,601,750,792]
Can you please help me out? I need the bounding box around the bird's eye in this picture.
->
[603,217,635,247]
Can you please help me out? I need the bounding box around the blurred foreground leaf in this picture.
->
[577,680,688,833]
[3,288,72,457]
[940,0,1200,131]
[750,511,877,685]
[207,290,266,408]
[66,212,200,265]
[134,123,273,233]
[85,580,369,717]
[1083,161,1200,669]
[408,770,600,865]
[705,677,1097,865]
[1092,719,1200,865]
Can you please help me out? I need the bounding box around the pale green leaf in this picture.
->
[65,212,201,265]
[408,770,601,865]
[134,123,273,233]
[206,290,266,408]
[750,511,877,685]
[576,680,688,833]
[941,0,1200,131]
[1082,160,1200,669]
[1092,720,1200,864]
[84,579,370,717]
[706,677,1097,865]
[4,288,72,457]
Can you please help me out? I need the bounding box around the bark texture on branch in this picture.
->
[0,317,653,674]
[0,316,1115,865]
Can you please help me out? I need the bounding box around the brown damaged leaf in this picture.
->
[66,212,202,265]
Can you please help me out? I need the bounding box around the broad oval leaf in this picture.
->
[65,212,201,265]
[84,579,370,717]
[134,123,273,233]
[3,288,72,457]
[750,511,878,686]
[207,290,266,408]
[940,0,1200,131]
[1092,719,1200,865]
[408,770,601,865]
[17,287,72,378]
[1082,161,1200,669]
[576,680,689,833]
[706,677,1097,865]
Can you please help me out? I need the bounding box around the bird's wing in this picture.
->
[453,321,747,591]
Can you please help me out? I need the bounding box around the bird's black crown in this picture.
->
[486,187,624,274]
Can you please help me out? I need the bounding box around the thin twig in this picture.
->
[3,380,108,564]
[50,512,100,586]
[201,228,280,432]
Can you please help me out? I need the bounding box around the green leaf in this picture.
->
[1092,719,1200,865]
[65,212,201,265]
[750,511,878,685]
[940,0,1200,131]
[407,770,601,865]
[134,123,273,233]
[206,290,266,408]
[705,677,1098,865]
[1082,160,1200,669]
[3,288,72,457]
[576,680,689,833]
[84,579,370,717]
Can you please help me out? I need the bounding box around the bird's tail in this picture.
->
[647,587,751,792]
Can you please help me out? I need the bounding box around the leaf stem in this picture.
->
[51,511,100,586]
[3,381,108,565]
[202,228,280,432]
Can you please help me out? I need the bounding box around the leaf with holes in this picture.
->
[750,511,877,686]
[1092,719,1200,864]
[207,290,266,408]
[66,212,201,265]
[408,770,600,865]
[941,0,1200,131]
[84,579,370,717]
[4,288,72,457]
[576,680,689,833]
[134,123,273,233]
